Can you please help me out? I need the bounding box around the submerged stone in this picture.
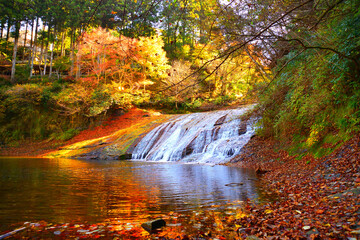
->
[141,219,166,233]
[225,182,244,187]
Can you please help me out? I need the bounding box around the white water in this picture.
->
[132,106,256,164]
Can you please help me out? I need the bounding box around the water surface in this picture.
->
[0,157,268,231]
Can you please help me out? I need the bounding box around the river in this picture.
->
[0,157,270,232]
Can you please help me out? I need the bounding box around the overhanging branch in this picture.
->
[161,0,314,95]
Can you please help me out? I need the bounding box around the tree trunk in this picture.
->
[23,22,28,60]
[70,30,75,76]
[30,45,35,77]
[199,1,206,44]
[49,27,56,77]
[43,25,51,76]
[11,21,20,83]
[6,18,11,41]
[60,31,65,57]
[182,24,186,46]
[39,24,46,78]
[0,20,4,39]
[49,47,54,77]
[28,19,34,65]
[175,85,179,109]
[30,19,34,48]
[76,53,81,80]
[174,21,179,48]
[30,17,39,78]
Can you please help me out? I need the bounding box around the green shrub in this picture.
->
[15,64,31,82]
[56,128,80,141]
[258,4,360,156]
[185,98,204,109]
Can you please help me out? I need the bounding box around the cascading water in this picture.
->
[132,106,256,164]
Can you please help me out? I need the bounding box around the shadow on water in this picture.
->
[0,157,276,232]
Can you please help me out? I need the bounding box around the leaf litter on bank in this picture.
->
[228,135,360,239]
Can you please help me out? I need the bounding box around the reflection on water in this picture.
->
[0,158,267,231]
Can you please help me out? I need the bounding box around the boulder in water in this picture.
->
[225,182,244,187]
[238,121,247,135]
[214,115,227,126]
[118,153,132,160]
[141,219,166,233]
[182,145,194,157]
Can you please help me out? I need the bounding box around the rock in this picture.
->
[255,166,269,175]
[214,115,227,126]
[118,153,132,160]
[327,187,360,199]
[246,236,261,240]
[113,108,125,116]
[226,148,235,157]
[350,230,360,235]
[238,122,247,135]
[141,219,166,233]
[306,228,319,236]
[83,141,108,148]
[303,226,311,230]
[225,182,244,187]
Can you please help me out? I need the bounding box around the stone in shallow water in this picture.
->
[118,153,132,160]
[238,121,247,135]
[141,219,166,233]
[225,182,244,187]
[214,115,227,126]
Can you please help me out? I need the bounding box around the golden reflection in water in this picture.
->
[0,157,164,226]
[0,157,272,232]
[49,158,163,223]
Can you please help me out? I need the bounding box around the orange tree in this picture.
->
[54,27,170,117]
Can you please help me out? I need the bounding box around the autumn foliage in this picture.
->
[55,28,171,117]
[75,28,142,88]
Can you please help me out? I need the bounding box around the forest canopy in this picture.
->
[0,0,359,155]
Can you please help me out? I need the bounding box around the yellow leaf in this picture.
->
[235,211,247,219]
[264,209,273,214]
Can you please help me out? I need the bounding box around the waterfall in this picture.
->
[131,106,256,164]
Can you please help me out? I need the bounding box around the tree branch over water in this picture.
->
[162,0,314,95]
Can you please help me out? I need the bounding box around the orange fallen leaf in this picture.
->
[315,209,324,214]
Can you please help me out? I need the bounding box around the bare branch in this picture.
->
[244,45,271,81]
[260,49,305,96]
[310,0,345,30]
[163,0,314,95]
[278,37,360,71]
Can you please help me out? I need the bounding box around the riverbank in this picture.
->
[0,108,168,157]
[227,135,360,239]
